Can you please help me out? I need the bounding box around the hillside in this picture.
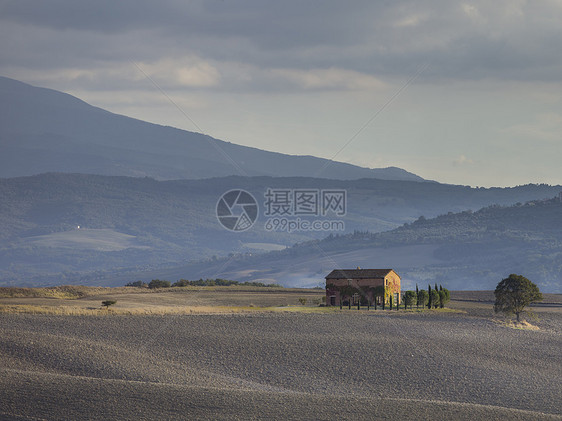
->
[1,173,560,288]
[0,76,422,181]
[143,196,562,292]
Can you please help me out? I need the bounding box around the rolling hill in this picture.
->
[0,76,422,181]
[0,173,560,288]
[133,195,562,292]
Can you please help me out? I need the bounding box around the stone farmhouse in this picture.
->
[325,268,401,307]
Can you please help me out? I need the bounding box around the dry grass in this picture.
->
[0,304,323,316]
[0,302,467,316]
[0,285,468,316]
[0,285,135,299]
[0,284,300,300]
[495,319,541,331]
[0,303,264,316]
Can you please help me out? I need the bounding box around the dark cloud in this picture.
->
[1,0,562,86]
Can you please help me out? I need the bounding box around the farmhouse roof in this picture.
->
[325,269,395,280]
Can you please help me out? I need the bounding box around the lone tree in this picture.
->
[101,300,117,309]
[494,274,543,322]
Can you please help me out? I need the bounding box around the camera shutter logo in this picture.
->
[216,190,258,231]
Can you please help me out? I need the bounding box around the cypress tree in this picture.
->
[427,284,432,309]
[416,284,419,308]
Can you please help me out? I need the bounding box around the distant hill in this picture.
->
[0,76,423,182]
[1,172,560,288]
[140,195,562,293]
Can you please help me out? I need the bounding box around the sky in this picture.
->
[1,0,561,187]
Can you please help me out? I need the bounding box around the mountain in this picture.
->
[0,172,560,287]
[0,76,423,181]
[140,195,562,293]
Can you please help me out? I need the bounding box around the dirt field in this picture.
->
[1,290,561,420]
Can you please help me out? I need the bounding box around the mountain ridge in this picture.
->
[0,75,424,182]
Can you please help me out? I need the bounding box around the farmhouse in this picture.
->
[325,268,401,307]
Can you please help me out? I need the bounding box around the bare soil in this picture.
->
[0,290,561,420]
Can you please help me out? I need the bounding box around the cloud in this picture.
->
[269,68,386,91]
[393,13,429,28]
[453,155,474,166]
[2,0,562,84]
[502,112,562,143]
[136,58,221,88]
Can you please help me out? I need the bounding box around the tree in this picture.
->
[298,297,307,306]
[362,288,371,310]
[430,289,440,309]
[494,274,543,322]
[417,290,429,309]
[372,285,386,310]
[327,284,358,309]
[415,284,419,308]
[125,281,146,288]
[101,300,116,309]
[403,291,417,309]
[427,285,432,309]
[172,279,190,287]
[438,288,450,308]
[339,285,358,310]
[148,279,171,289]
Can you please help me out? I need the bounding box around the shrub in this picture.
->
[439,288,450,308]
[125,281,147,288]
[430,289,440,309]
[148,279,171,289]
[101,300,116,309]
[417,290,428,309]
[172,279,190,287]
[403,291,417,309]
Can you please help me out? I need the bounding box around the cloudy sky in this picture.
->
[1,0,561,187]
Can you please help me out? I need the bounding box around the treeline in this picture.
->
[125,279,282,289]
[327,281,450,310]
[407,284,451,309]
